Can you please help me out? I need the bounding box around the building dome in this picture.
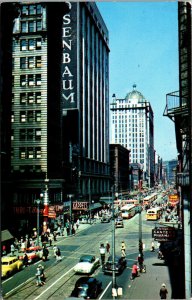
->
[125,84,145,103]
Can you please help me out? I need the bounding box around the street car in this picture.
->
[73,254,100,274]
[18,246,43,263]
[71,276,102,299]
[115,217,124,228]
[1,256,23,278]
[103,255,127,275]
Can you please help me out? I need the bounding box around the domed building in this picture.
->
[110,84,155,189]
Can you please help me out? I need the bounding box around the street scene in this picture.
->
[1,1,191,300]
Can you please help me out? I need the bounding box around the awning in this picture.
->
[1,230,14,242]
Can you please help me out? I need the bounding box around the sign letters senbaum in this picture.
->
[62,3,77,109]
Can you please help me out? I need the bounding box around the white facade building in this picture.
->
[110,84,155,187]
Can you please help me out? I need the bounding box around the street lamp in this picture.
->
[112,188,118,298]
[34,199,41,246]
[138,195,143,256]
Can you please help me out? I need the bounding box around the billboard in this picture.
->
[62,2,78,110]
[152,227,177,242]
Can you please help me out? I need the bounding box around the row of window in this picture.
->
[20,147,42,159]
[20,56,42,69]
[21,4,42,16]
[19,38,42,51]
[11,165,42,173]
[21,20,44,33]
[11,110,41,123]
[17,74,42,87]
[12,92,42,105]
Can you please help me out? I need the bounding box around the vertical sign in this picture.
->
[62,2,77,109]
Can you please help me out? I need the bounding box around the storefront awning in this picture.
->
[1,230,14,242]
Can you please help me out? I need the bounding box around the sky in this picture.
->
[96,1,179,161]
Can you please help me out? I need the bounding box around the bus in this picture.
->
[121,204,137,219]
[143,193,158,206]
[146,207,162,221]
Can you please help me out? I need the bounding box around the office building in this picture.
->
[110,84,154,188]
[1,2,110,233]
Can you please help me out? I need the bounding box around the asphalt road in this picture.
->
[2,212,156,300]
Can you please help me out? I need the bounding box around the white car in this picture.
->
[73,255,100,274]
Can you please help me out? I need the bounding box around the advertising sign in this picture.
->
[152,227,177,242]
[62,2,78,109]
[73,201,88,210]
[168,194,179,206]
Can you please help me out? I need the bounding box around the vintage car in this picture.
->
[103,255,127,275]
[101,215,110,223]
[18,246,43,263]
[1,256,23,278]
[71,276,102,299]
[73,255,100,274]
[115,217,124,228]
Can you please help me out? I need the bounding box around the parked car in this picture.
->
[115,217,124,228]
[101,215,110,223]
[103,255,127,275]
[1,256,23,278]
[18,246,43,263]
[73,254,100,274]
[71,276,102,299]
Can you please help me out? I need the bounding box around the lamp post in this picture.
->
[112,188,118,299]
[138,195,143,256]
[68,194,73,236]
[35,199,41,246]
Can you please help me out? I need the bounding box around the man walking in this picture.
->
[99,243,106,267]
[159,283,168,299]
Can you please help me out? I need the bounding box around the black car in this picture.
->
[103,255,127,275]
[71,277,102,299]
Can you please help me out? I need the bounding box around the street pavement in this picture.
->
[5,219,181,299]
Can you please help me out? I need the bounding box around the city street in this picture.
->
[2,212,156,299]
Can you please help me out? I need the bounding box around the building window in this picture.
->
[20,93,27,104]
[11,112,14,122]
[36,20,42,31]
[29,5,36,15]
[28,111,33,122]
[36,38,42,50]
[35,128,41,140]
[20,111,26,122]
[12,94,14,103]
[36,5,42,14]
[28,93,34,104]
[27,129,33,140]
[29,21,35,33]
[12,76,14,87]
[20,129,26,141]
[36,74,41,86]
[27,147,34,158]
[20,148,26,159]
[28,75,34,86]
[20,75,26,87]
[20,39,27,51]
[29,39,35,50]
[36,92,41,104]
[28,57,34,68]
[20,57,26,69]
[36,56,41,68]
[35,111,41,122]
[11,129,14,141]
[21,21,27,33]
[22,6,28,15]
[35,147,41,158]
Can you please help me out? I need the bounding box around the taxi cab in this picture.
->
[18,246,43,263]
[1,256,23,278]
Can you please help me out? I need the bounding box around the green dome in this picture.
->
[125,84,145,103]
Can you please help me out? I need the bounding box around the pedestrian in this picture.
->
[10,244,15,256]
[99,243,106,266]
[42,246,49,261]
[53,231,57,241]
[49,236,52,247]
[106,241,110,254]
[121,241,126,257]
[35,265,43,286]
[137,253,144,271]
[39,264,46,284]
[53,245,57,257]
[76,219,80,230]
[23,253,29,267]
[21,241,26,252]
[151,241,155,252]
[56,247,62,262]
[159,283,168,299]
[131,262,139,280]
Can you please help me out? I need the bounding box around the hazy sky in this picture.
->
[97,1,179,161]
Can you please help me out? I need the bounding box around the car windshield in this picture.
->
[80,257,91,263]
[78,284,89,290]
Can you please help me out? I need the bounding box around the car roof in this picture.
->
[80,254,94,260]
[75,276,96,284]
[1,256,18,262]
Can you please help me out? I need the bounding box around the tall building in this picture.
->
[1,2,110,234]
[110,84,154,188]
[164,2,191,298]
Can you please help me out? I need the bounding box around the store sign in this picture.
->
[62,2,78,109]
[152,227,177,242]
[73,201,88,210]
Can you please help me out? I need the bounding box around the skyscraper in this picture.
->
[110,84,154,187]
[1,2,110,232]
